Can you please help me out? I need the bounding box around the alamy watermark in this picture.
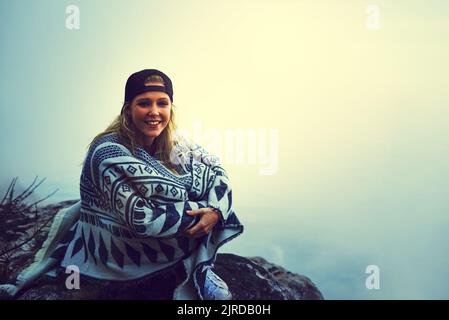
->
[65,265,80,290]
[171,121,279,175]
[66,5,80,30]
[365,265,380,290]
[365,4,381,30]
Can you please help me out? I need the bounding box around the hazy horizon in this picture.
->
[1,0,449,299]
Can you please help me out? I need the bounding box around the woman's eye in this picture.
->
[138,102,150,107]
[158,102,168,107]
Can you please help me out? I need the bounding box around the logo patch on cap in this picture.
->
[144,76,164,87]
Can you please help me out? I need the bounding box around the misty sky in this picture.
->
[1,0,449,299]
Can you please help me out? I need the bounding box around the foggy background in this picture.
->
[1,0,448,299]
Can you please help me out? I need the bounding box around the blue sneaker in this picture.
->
[202,266,232,300]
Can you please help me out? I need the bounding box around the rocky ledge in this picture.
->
[1,200,323,300]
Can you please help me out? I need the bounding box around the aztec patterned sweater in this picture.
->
[47,132,244,299]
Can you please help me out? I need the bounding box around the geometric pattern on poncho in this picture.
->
[48,132,243,299]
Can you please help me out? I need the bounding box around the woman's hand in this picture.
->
[183,207,220,238]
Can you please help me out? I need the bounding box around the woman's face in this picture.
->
[126,87,171,147]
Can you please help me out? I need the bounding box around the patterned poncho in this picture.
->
[45,132,244,299]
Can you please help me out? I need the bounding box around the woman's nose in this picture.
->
[148,103,159,115]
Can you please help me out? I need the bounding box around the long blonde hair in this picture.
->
[87,75,178,171]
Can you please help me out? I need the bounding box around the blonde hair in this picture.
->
[87,74,178,171]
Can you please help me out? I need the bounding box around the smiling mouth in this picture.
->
[144,120,162,125]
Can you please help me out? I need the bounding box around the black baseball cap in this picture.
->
[124,69,174,103]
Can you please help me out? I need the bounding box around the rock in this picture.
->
[13,253,323,300]
[216,254,324,300]
[1,200,324,300]
[0,199,80,283]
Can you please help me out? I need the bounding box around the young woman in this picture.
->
[0,69,244,300]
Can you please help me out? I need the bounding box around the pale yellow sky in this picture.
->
[1,0,448,298]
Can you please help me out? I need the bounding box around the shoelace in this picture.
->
[203,267,232,300]
[206,269,228,290]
